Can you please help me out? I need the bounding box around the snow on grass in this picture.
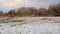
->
[0,17,60,34]
[0,18,25,23]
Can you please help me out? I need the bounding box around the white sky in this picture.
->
[0,0,60,12]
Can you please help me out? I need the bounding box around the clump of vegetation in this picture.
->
[0,32,2,34]
[54,21,60,23]
[11,20,25,22]
[0,19,25,23]
[41,18,48,20]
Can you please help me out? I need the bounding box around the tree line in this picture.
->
[0,4,60,17]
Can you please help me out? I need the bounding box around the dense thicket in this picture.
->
[0,4,60,17]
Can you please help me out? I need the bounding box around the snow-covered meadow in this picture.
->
[0,17,60,34]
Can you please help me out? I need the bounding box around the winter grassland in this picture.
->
[0,17,60,34]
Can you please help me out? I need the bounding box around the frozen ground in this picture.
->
[0,17,60,34]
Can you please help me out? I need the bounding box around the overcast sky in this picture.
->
[0,0,60,12]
